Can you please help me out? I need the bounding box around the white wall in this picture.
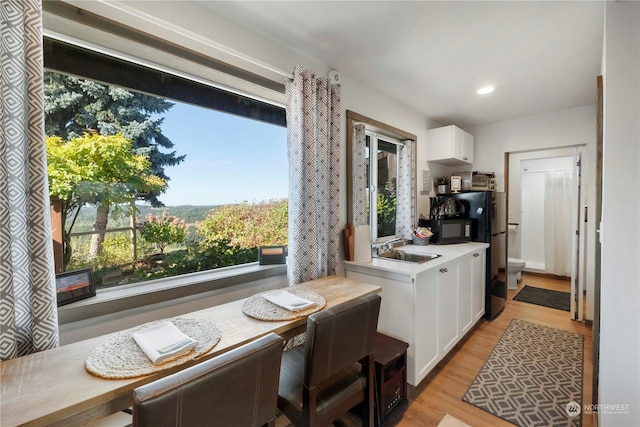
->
[599,2,640,425]
[469,105,595,192]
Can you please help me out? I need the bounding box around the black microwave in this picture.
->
[419,218,471,244]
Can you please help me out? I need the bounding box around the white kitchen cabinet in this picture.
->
[457,255,473,334]
[413,270,439,381]
[459,250,486,334]
[436,264,459,355]
[426,125,474,166]
[471,250,486,321]
[343,269,430,385]
[343,243,488,386]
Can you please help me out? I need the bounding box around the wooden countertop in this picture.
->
[0,276,380,427]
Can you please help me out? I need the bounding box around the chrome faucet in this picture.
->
[371,237,406,256]
[383,237,406,252]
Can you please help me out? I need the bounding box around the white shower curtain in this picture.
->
[543,170,573,276]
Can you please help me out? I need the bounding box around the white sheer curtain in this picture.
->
[285,66,341,285]
[543,170,573,276]
[0,0,59,360]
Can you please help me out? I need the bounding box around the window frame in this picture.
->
[43,37,286,127]
[43,36,289,319]
[346,110,417,243]
[366,131,403,242]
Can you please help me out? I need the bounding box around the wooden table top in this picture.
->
[0,276,380,427]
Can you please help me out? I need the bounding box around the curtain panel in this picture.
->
[396,139,416,240]
[351,123,368,227]
[285,66,341,285]
[0,0,59,360]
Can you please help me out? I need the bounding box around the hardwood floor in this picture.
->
[277,273,594,427]
[396,273,594,427]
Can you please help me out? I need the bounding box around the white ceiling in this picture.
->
[197,1,604,128]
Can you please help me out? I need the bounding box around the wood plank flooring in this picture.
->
[397,273,594,427]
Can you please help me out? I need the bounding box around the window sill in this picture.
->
[57,262,287,325]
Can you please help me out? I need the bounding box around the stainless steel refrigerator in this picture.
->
[452,191,507,320]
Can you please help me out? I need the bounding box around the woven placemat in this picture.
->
[86,317,221,379]
[242,287,326,321]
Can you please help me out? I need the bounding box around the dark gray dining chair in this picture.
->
[132,332,283,427]
[277,293,381,427]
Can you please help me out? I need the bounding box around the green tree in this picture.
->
[377,190,397,237]
[46,134,166,268]
[198,199,288,249]
[44,71,184,257]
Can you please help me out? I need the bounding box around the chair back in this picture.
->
[304,293,380,387]
[133,332,282,427]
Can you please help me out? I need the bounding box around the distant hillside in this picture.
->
[68,205,221,232]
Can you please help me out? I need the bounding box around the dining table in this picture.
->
[0,275,381,427]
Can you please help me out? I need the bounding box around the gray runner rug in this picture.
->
[463,319,584,427]
[513,285,571,311]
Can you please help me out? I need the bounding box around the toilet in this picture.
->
[507,257,526,290]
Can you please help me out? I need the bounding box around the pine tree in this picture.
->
[44,71,185,259]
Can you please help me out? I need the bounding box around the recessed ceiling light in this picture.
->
[477,86,495,95]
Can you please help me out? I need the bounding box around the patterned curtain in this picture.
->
[351,123,368,227]
[286,66,341,285]
[0,0,59,360]
[396,139,416,239]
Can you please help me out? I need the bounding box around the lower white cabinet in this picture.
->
[344,248,486,386]
[457,256,473,335]
[471,250,486,321]
[437,265,459,355]
[413,270,439,381]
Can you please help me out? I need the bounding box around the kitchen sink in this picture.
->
[375,250,441,264]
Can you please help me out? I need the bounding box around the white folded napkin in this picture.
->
[132,321,197,364]
[262,289,315,312]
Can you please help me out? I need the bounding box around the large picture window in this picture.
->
[44,37,288,288]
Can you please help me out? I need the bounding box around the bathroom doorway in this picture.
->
[506,146,587,320]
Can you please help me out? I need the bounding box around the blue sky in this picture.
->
[152,101,288,206]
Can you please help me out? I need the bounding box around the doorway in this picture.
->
[506,146,587,320]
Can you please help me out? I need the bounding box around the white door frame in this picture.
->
[506,145,587,321]
[571,147,587,320]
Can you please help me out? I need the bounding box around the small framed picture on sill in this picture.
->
[259,246,287,265]
[55,268,96,306]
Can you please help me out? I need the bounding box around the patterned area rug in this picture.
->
[463,319,584,427]
[514,285,571,311]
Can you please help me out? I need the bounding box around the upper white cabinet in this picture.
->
[426,125,474,165]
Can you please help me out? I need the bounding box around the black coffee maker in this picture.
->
[429,196,467,219]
